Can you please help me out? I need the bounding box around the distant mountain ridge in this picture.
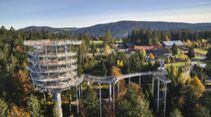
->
[19,26,77,32]
[19,21,211,38]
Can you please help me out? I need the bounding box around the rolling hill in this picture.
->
[19,21,211,38]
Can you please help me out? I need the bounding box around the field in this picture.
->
[92,40,103,45]
[165,62,187,68]
[194,48,208,55]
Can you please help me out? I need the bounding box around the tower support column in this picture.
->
[53,92,63,117]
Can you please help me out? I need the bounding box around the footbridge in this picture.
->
[82,69,171,117]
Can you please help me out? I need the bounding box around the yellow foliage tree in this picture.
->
[140,49,146,57]
[8,104,30,117]
[201,39,208,47]
[111,66,122,77]
[117,60,124,67]
[171,65,178,78]
[165,34,170,41]
[184,40,192,48]
[104,44,111,56]
[190,76,205,97]
[14,70,31,94]
[149,53,155,59]
[177,52,189,61]
[178,72,191,84]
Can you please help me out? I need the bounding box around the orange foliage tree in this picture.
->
[149,53,155,59]
[14,70,31,102]
[111,66,122,77]
[190,76,205,97]
[8,104,30,117]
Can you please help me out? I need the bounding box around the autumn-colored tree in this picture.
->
[149,53,155,59]
[15,70,31,94]
[140,49,146,57]
[177,52,189,61]
[111,66,122,77]
[117,60,124,67]
[8,104,30,117]
[104,44,112,56]
[190,76,205,97]
[184,40,193,48]
[178,72,191,84]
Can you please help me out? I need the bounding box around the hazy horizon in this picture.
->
[1,0,211,29]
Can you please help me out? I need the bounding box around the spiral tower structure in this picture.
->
[24,39,82,117]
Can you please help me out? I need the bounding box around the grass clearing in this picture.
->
[165,62,187,68]
[194,48,208,55]
[92,40,103,45]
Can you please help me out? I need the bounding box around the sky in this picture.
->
[0,0,211,29]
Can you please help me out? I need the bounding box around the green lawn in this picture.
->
[92,40,103,45]
[165,62,187,68]
[194,48,208,55]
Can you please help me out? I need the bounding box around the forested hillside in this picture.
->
[19,21,211,38]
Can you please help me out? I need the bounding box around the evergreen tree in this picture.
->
[187,47,195,59]
[102,63,107,76]
[190,65,207,83]
[169,108,183,117]
[27,95,42,117]
[0,98,8,117]
[206,48,211,60]
[53,102,61,117]
[104,30,112,46]
[194,106,210,117]
[90,43,97,56]
[171,43,178,56]
[116,84,153,117]
[81,86,99,117]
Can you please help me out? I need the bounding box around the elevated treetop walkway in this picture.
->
[84,68,171,117]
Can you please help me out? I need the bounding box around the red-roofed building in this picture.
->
[129,45,171,57]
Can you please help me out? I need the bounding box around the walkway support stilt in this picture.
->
[76,86,79,116]
[78,86,81,99]
[109,83,112,102]
[157,80,160,112]
[113,84,115,114]
[152,75,155,96]
[139,76,141,87]
[99,83,102,117]
[117,81,120,98]
[164,83,167,117]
